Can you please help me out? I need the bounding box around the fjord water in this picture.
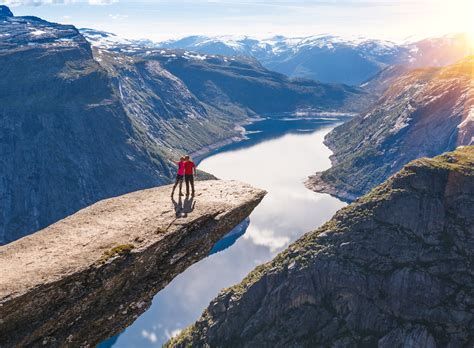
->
[104,118,347,347]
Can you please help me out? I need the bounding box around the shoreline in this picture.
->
[304,172,357,203]
[190,117,264,163]
[304,130,358,203]
[191,112,357,163]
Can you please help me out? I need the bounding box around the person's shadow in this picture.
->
[172,194,196,218]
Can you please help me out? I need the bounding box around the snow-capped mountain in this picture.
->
[156,34,404,85]
[79,28,156,53]
[80,29,472,86]
[0,9,89,52]
[159,33,472,86]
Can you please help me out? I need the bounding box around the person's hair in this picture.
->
[180,156,185,161]
[184,155,190,160]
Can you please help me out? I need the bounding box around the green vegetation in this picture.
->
[99,244,135,264]
[164,324,197,348]
[418,146,474,174]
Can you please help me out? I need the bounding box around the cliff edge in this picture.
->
[0,180,265,347]
[169,146,474,347]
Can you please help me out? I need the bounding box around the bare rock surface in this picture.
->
[169,147,474,347]
[0,180,265,347]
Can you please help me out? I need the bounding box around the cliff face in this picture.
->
[307,57,473,201]
[0,180,266,347]
[169,147,474,347]
[0,11,177,243]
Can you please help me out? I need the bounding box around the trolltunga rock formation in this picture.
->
[0,180,265,347]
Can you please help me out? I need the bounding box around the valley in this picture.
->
[0,3,473,347]
[0,7,364,244]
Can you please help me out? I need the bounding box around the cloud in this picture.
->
[3,0,72,6]
[88,0,117,5]
[108,13,127,20]
[3,0,117,6]
[141,329,158,343]
[243,226,290,252]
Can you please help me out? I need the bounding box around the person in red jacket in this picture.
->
[183,155,196,196]
[170,156,185,197]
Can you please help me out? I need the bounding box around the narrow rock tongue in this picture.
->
[0,5,13,17]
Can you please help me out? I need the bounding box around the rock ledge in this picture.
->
[0,180,265,347]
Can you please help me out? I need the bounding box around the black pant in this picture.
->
[185,174,194,195]
[172,175,183,194]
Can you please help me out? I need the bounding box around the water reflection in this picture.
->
[209,218,250,255]
[101,118,347,347]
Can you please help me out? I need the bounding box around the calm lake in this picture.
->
[101,117,347,347]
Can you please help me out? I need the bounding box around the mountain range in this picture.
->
[0,6,364,244]
[157,33,473,86]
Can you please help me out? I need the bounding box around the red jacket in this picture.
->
[184,161,196,175]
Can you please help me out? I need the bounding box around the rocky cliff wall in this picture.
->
[170,147,474,347]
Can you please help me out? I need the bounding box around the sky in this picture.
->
[2,0,474,42]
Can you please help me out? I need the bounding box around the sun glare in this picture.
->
[469,32,474,50]
[468,1,474,49]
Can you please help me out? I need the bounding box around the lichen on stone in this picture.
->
[98,244,135,264]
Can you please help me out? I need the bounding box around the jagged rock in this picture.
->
[169,147,474,347]
[0,180,266,347]
[306,57,474,201]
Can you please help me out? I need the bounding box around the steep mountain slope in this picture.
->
[145,50,366,114]
[169,146,474,347]
[91,49,248,155]
[0,8,175,244]
[0,7,363,243]
[158,33,473,85]
[80,30,369,114]
[307,57,474,201]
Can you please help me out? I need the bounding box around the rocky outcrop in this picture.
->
[307,57,474,201]
[0,180,266,347]
[169,147,474,347]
